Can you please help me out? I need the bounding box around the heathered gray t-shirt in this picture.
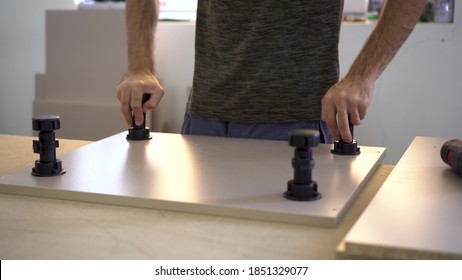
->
[188,0,344,123]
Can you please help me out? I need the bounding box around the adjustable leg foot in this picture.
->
[31,115,66,177]
[284,129,321,201]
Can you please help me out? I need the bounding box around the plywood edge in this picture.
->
[340,240,462,260]
[0,181,337,228]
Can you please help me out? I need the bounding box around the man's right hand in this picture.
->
[116,70,164,127]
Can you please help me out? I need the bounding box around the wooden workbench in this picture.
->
[0,134,393,259]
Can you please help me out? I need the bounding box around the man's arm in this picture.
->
[116,0,164,127]
[321,0,426,142]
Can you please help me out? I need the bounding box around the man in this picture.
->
[116,0,426,143]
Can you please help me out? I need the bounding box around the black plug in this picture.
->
[284,129,322,201]
[31,115,66,177]
[331,122,360,155]
[127,94,152,141]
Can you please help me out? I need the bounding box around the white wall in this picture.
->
[0,0,76,136]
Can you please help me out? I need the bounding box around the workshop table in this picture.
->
[0,134,393,259]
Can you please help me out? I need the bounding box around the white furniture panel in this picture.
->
[0,132,385,228]
[342,136,462,259]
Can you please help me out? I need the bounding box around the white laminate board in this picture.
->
[342,137,462,258]
[0,132,385,227]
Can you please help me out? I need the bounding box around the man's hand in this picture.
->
[321,77,374,143]
[118,0,161,127]
[321,0,426,142]
[116,70,164,127]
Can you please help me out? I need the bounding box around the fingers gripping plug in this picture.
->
[331,121,360,155]
[126,94,152,141]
